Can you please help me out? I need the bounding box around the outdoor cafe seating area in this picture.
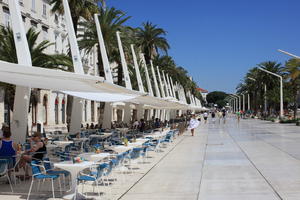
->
[0,118,187,200]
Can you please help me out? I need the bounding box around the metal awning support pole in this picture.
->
[9,0,32,143]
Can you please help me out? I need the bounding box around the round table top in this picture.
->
[54,161,94,174]
[53,141,73,145]
[79,152,111,162]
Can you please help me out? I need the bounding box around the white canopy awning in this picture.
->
[63,91,137,102]
[0,61,140,102]
[0,60,203,109]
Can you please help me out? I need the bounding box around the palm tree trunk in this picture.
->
[72,16,79,35]
[117,62,123,86]
[97,45,105,77]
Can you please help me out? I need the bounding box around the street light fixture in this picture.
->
[226,96,235,112]
[231,94,241,111]
[258,67,283,118]
[278,49,300,59]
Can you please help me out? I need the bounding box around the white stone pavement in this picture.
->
[120,117,300,200]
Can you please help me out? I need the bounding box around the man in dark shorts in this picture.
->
[222,109,226,124]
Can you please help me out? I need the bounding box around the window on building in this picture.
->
[31,103,37,125]
[3,7,10,27]
[42,26,48,40]
[62,99,66,124]
[42,95,48,125]
[42,4,47,17]
[31,0,36,11]
[30,20,38,29]
[90,53,93,65]
[84,101,87,122]
[61,37,65,53]
[4,103,10,125]
[91,101,95,121]
[22,15,26,23]
[54,33,58,52]
[19,0,24,6]
[54,14,59,24]
[55,97,59,125]
[61,37,65,54]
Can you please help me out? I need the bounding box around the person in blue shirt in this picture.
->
[154,118,161,128]
[0,127,17,169]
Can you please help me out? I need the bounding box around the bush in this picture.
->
[279,119,297,123]
[265,117,276,122]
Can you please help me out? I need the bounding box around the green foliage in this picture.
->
[207,91,228,108]
[237,59,300,118]
[279,119,298,123]
[135,22,170,63]
[50,0,98,33]
[78,6,130,83]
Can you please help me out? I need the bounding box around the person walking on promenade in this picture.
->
[211,112,216,124]
[217,110,223,124]
[188,114,200,136]
[236,110,241,123]
[203,111,208,124]
[222,109,227,124]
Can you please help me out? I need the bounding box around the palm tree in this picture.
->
[50,0,98,34]
[284,59,300,119]
[78,7,130,84]
[237,61,284,115]
[136,22,170,64]
[0,27,72,115]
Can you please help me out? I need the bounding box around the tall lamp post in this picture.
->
[242,93,245,111]
[258,67,283,118]
[231,94,239,112]
[226,96,234,112]
[247,92,250,111]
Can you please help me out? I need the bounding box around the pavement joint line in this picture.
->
[117,134,187,200]
[242,121,300,164]
[196,129,209,200]
[226,123,283,200]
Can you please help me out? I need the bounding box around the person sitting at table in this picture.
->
[139,119,146,132]
[133,120,139,129]
[19,132,47,173]
[0,127,17,169]
[0,123,9,139]
[154,118,161,128]
[90,123,95,129]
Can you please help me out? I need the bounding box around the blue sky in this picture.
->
[107,0,300,93]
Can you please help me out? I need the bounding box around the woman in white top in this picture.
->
[203,112,208,124]
[188,115,200,136]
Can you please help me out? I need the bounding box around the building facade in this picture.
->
[0,0,100,132]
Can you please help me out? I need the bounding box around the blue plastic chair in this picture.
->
[77,163,108,198]
[0,159,13,192]
[27,160,61,200]
[43,158,70,189]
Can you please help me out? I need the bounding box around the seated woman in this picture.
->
[19,132,47,171]
[0,127,17,168]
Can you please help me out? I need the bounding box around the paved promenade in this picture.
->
[120,117,300,200]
